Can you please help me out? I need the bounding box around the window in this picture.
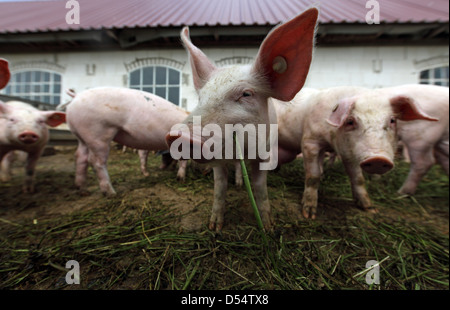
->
[129,66,181,105]
[2,70,62,105]
[419,66,449,86]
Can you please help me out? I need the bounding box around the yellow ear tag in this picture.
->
[273,56,287,74]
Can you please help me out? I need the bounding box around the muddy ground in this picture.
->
[0,147,448,290]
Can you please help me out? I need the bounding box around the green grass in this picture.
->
[0,149,448,290]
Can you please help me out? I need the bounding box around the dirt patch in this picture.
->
[0,148,448,290]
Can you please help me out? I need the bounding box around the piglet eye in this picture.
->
[390,117,396,124]
[346,119,354,126]
[242,91,252,97]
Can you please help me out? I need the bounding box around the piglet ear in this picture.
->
[0,101,9,114]
[181,27,218,90]
[252,8,318,101]
[326,98,355,128]
[390,95,438,122]
[43,111,66,127]
[0,58,11,90]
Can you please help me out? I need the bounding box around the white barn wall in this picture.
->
[306,45,448,89]
[1,45,447,112]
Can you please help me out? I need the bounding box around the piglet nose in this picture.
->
[360,156,394,175]
[165,131,184,148]
[165,130,209,163]
[19,131,39,144]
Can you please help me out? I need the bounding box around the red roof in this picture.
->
[0,0,448,34]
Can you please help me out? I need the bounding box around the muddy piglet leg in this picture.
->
[250,161,273,230]
[343,160,377,213]
[23,150,42,193]
[209,164,228,232]
[177,159,188,182]
[301,140,322,219]
[0,151,15,182]
[74,141,89,192]
[138,149,150,177]
[398,148,434,196]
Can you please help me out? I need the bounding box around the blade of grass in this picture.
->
[233,132,268,245]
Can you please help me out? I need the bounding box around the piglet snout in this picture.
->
[166,131,209,163]
[18,131,40,144]
[360,156,394,174]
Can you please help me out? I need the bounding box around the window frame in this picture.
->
[1,69,62,105]
[419,66,449,87]
[128,65,181,106]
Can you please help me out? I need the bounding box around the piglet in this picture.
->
[65,87,189,196]
[166,8,319,231]
[379,84,449,195]
[0,101,66,193]
[275,86,438,219]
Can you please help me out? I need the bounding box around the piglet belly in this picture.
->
[113,130,169,151]
[277,147,300,166]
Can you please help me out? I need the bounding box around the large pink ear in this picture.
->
[390,95,438,121]
[0,58,11,90]
[252,8,318,101]
[326,98,355,128]
[181,27,218,90]
[43,111,66,127]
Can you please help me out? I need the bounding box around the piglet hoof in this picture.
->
[177,175,186,182]
[101,187,117,197]
[364,206,379,214]
[142,171,150,177]
[209,221,223,232]
[397,187,415,197]
[260,213,274,232]
[235,179,243,188]
[301,204,317,220]
[103,191,117,198]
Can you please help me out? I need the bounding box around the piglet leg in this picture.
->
[88,143,116,196]
[209,165,228,231]
[250,162,273,230]
[434,141,449,176]
[398,147,434,195]
[74,141,89,193]
[234,161,243,187]
[301,140,322,219]
[0,151,15,182]
[177,159,187,182]
[23,150,42,193]
[138,149,150,177]
[343,160,377,213]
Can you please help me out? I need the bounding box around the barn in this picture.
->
[0,0,448,111]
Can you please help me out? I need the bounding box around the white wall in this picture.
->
[306,45,449,89]
[1,44,448,112]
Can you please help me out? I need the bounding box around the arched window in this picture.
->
[419,66,449,86]
[2,70,62,105]
[129,66,181,105]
